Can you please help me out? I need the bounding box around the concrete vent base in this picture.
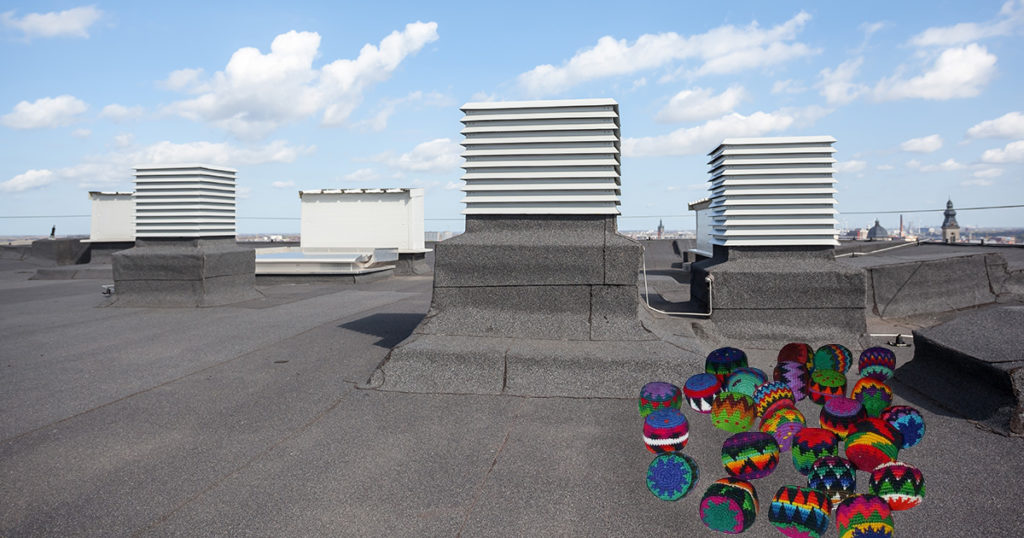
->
[112,238,259,307]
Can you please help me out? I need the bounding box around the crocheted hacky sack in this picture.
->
[880,405,925,449]
[819,396,866,440]
[722,432,780,480]
[868,461,925,511]
[777,342,814,365]
[711,391,757,433]
[753,381,796,418]
[812,344,853,374]
[768,485,832,538]
[835,494,894,538]
[638,381,682,417]
[646,452,700,501]
[792,428,839,476]
[706,347,749,385]
[773,361,810,401]
[725,367,768,398]
[858,347,896,382]
[808,369,846,405]
[699,477,759,534]
[643,408,689,454]
[759,405,805,452]
[807,456,857,505]
[844,418,902,471]
[851,377,893,418]
[684,373,722,414]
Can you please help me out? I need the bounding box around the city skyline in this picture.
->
[1,1,1023,236]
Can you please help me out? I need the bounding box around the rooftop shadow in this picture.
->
[339,312,425,349]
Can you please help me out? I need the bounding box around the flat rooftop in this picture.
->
[1,246,1022,535]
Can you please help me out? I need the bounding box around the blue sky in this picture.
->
[1,1,1022,236]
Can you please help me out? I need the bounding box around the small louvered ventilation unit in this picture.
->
[707,136,838,247]
[459,98,620,215]
[133,164,237,238]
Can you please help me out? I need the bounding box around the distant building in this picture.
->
[867,219,890,241]
[942,199,960,243]
[656,219,664,240]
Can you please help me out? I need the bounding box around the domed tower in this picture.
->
[942,199,960,243]
[867,219,889,241]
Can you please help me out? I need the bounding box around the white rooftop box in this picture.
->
[298,188,425,252]
[87,191,135,242]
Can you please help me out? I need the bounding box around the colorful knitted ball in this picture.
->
[706,347,749,385]
[835,494,894,538]
[684,373,723,414]
[639,381,682,417]
[722,432,780,480]
[808,369,847,405]
[851,378,894,418]
[711,391,757,433]
[643,408,689,454]
[819,396,867,440]
[646,452,700,501]
[812,344,853,373]
[778,342,814,365]
[754,381,796,417]
[768,485,832,538]
[844,418,902,471]
[792,428,840,476]
[699,477,759,534]
[759,405,806,452]
[808,456,857,505]
[773,361,810,401]
[881,405,925,449]
[858,347,897,381]
[868,461,925,511]
[726,367,769,398]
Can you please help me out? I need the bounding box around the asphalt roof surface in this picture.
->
[1,253,1021,536]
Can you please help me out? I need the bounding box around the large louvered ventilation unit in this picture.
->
[707,136,838,247]
[459,98,621,215]
[133,164,237,238]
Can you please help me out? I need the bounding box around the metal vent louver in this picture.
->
[133,164,237,238]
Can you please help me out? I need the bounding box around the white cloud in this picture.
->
[961,178,994,187]
[517,12,816,95]
[343,168,382,182]
[100,104,144,122]
[967,111,1024,139]
[876,164,895,171]
[818,57,868,105]
[389,138,462,173]
[444,181,461,190]
[973,167,1004,178]
[113,133,135,148]
[72,128,91,138]
[656,86,746,123]
[906,158,967,171]
[623,106,828,157]
[981,139,1024,163]
[165,22,439,139]
[900,134,943,153]
[160,68,205,92]
[873,44,997,101]
[861,21,886,37]
[772,79,806,94]
[0,169,56,192]
[835,160,867,173]
[1,95,88,129]
[1,6,102,39]
[271,180,295,189]
[351,90,451,132]
[910,0,1024,46]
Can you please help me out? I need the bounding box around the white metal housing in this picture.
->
[688,198,713,257]
[459,98,621,215]
[87,191,135,242]
[299,188,425,252]
[706,136,838,247]
[133,164,236,238]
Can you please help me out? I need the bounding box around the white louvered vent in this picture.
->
[133,164,237,238]
[707,136,838,247]
[459,99,620,215]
